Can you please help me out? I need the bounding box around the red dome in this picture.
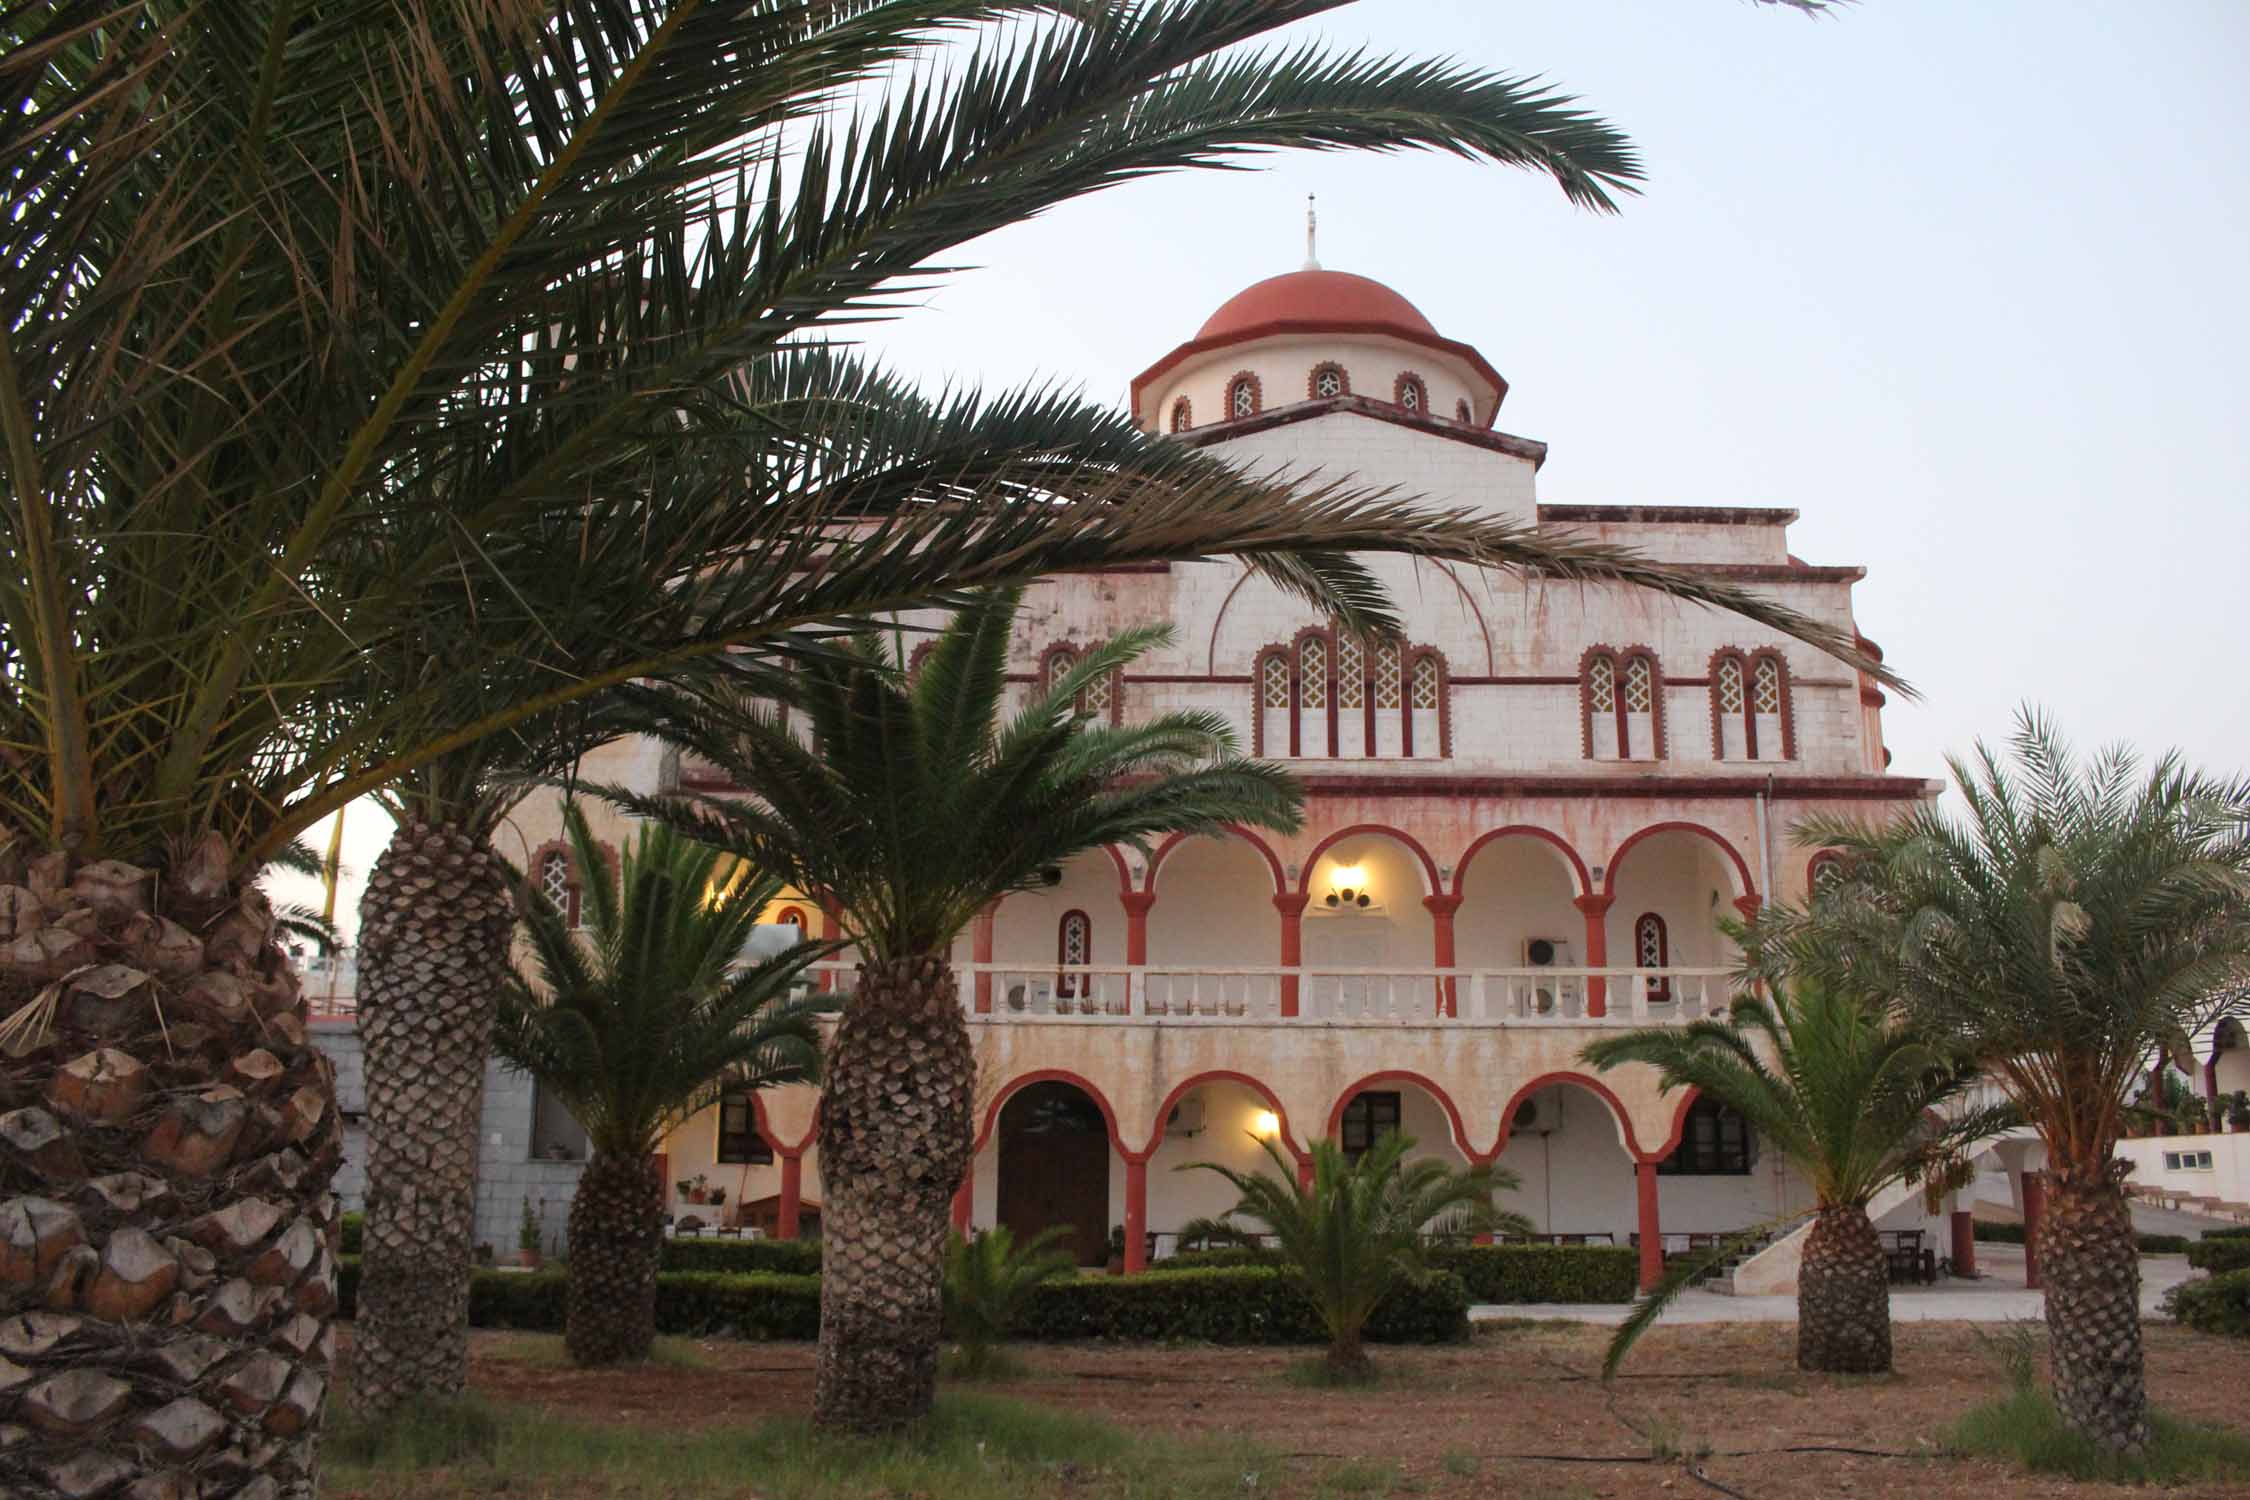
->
[1195,270,1437,341]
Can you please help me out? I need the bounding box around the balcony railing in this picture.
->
[805,962,1735,1026]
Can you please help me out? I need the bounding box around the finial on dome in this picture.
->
[1303,193,1320,271]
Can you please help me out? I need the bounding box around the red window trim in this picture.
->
[1169,395,1193,432]
[1580,646,1665,761]
[1393,370,1429,412]
[1307,361,1350,399]
[1056,908,1091,998]
[1225,370,1263,420]
[1252,628,1449,761]
[774,904,808,930]
[1634,912,1671,1001]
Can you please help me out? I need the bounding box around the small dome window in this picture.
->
[1169,396,1192,432]
[1227,371,1262,419]
[1454,398,1472,423]
[1309,361,1348,400]
[1394,372,1428,413]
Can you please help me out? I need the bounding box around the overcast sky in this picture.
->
[289,0,2250,938]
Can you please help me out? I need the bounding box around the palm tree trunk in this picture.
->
[2040,1167,2148,1455]
[812,955,975,1434]
[0,843,343,1497]
[1325,1329,1371,1380]
[566,1148,662,1365]
[1795,1204,1891,1374]
[348,822,517,1415]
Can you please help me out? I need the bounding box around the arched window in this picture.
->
[1309,361,1349,400]
[1634,913,1671,1003]
[1040,643,1121,726]
[1711,649,1792,761]
[1393,372,1428,413]
[1657,1098,1756,1176]
[1169,396,1192,433]
[1056,909,1091,998]
[774,905,807,931]
[1454,398,1472,423]
[1807,850,1845,897]
[1226,371,1261,420]
[1250,627,1447,760]
[1582,648,1664,760]
[538,849,581,929]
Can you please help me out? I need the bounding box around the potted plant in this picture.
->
[475,1243,495,1267]
[1104,1224,1127,1276]
[680,1172,711,1204]
[2228,1092,2250,1133]
[675,1178,695,1202]
[2181,1096,2211,1136]
[518,1197,544,1269]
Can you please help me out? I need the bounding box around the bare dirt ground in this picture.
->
[456,1320,2250,1499]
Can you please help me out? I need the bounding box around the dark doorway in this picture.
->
[996,1081,1111,1265]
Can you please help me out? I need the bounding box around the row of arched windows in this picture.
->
[1170,368,1475,432]
[1255,625,1448,759]
[1580,647,1795,763]
[1038,643,1122,726]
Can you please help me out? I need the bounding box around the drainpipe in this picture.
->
[1755,775,1775,906]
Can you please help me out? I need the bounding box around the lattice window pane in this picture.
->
[1260,654,1291,709]
[1231,380,1255,417]
[1082,671,1112,716]
[1587,657,1615,712]
[1752,658,1782,713]
[1410,656,1441,709]
[1336,634,1365,708]
[1298,637,1328,709]
[1636,917,1666,967]
[1716,659,1744,714]
[1372,645,1403,709]
[1061,914,1090,967]
[540,853,570,910]
[1315,367,1344,398]
[1043,649,1074,694]
[1623,658,1654,712]
[1400,380,1422,411]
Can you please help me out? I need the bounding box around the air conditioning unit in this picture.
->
[1165,1098,1205,1139]
[1521,938,1578,1016]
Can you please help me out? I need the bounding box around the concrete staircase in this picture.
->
[1725,1172,1932,1297]
[1695,1230,1781,1296]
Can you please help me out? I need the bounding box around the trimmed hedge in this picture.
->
[2165,1267,2250,1340]
[1426,1245,1639,1304]
[1974,1222,2194,1256]
[1155,1248,1282,1273]
[659,1239,823,1276]
[2187,1237,2250,1274]
[335,1259,1466,1345]
[2207,1227,2250,1241]
[1019,1266,1468,1344]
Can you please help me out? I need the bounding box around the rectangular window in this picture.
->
[2165,1151,2181,1170]
[1656,1102,1754,1176]
[716,1089,774,1165]
[1339,1091,1402,1163]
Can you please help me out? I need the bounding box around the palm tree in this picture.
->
[942,1224,1079,1379]
[1581,981,2013,1376]
[599,588,1320,1430]
[3,0,1904,1480]
[492,802,832,1365]
[1183,1133,1525,1378]
[1743,711,2250,1453]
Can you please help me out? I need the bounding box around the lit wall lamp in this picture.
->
[1324,860,1373,909]
[1251,1110,1280,1139]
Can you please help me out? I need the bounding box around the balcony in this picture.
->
[807,962,1734,1026]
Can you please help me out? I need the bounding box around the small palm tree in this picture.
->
[604,588,1307,1431]
[1582,981,2012,1376]
[1744,710,2250,1453]
[942,1225,1079,1379]
[493,803,833,1366]
[1183,1133,1527,1378]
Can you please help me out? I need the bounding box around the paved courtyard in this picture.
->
[1470,1244,2200,1325]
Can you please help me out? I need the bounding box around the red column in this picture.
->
[776,1153,803,1240]
[950,1163,973,1236]
[817,898,843,992]
[1122,1157,1148,1273]
[1574,893,1614,1017]
[1636,1160,1663,1293]
[1274,891,1309,1018]
[1121,890,1154,965]
[2021,1171,2045,1290]
[1733,895,1763,923]
[1424,893,1462,1018]
[1951,1208,1976,1278]
[971,902,995,1014]
[1297,1153,1316,1192]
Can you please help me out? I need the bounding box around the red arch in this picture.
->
[1494,1071,1655,1161]
[751,1092,820,1157]
[1451,825,1593,898]
[1137,1070,1305,1165]
[1641,1085,1705,1163]
[1146,826,1288,896]
[1324,1071,1480,1162]
[973,1069,1124,1155]
[1297,824,1442,899]
[982,845,1138,913]
[1600,821,1757,902]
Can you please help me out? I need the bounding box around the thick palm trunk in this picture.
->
[565,1148,662,1365]
[1795,1204,1891,1374]
[0,841,343,1497]
[812,955,974,1434]
[2040,1168,2147,1455]
[349,822,516,1415]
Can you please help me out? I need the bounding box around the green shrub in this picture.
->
[1017,1266,1468,1345]
[1424,1245,1639,1304]
[2205,1226,2250,1241]
[335,1257,819,1339]
[1154,1247,1283,1272]
[1948,1385,2250,1481]
[2166,1267,2250,1339]
[2186,1237,2250,1274]
[339,1212,363,1256]
[1973,1221,2189,1256]
[659,1238,822,1276]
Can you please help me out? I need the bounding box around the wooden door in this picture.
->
[996,1081,1111,1265]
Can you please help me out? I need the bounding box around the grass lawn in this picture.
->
[323,1321,2250,1499]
